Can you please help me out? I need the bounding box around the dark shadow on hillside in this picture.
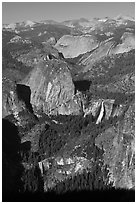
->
[4,189,135,202]
[73,80,91,92]
[2,119,24,201]
[16,84,34,114]
[55,189,135,202]
[51,189,135,202]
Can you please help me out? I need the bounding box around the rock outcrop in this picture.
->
[2,78,25,118]
[79,38,114,72]
[78,33,134,73]
[83,98,125,123]
[20,59,81,115]
[109,32,135,55]
[95,100,135,189]
[55,35,99,58]
[47,37,57,45]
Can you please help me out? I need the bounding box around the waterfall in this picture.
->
[96,101,104,124]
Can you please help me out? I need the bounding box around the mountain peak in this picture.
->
[114,14,135,21]
[3,23,16,29]
[22,20,36,27]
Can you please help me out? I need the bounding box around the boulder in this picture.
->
[47,37,56,45]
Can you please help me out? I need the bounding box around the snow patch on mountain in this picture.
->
[3,23,16,30]
[9,35,31,44]
[22,20,36,27]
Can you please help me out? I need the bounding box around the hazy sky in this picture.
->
[2,2,135,24]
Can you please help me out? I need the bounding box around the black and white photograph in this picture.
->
[2,1,135,202]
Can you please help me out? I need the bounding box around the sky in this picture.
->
[2,2,135,24]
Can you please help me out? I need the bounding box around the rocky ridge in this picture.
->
[19,59,81,116]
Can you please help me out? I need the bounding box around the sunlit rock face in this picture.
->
[58,98,81,115]
[83,98,115,121]
[95,100,135,189]
[109,32,135,55]
[79,39,114,72]
[2,79,25,118]
[55,35,99,58]
[46,37,57,45]
[77,35,134,73]
[43,155,92,191]
[21,59,81,115]
[83,97,129,125]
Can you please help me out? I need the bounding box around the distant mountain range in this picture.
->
[3,15,134,30]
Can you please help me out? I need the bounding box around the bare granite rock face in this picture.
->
[21,59,81,115]
[55,35,99,58]
[2,78,25,118]
[83,98,115,121]
[47,37,57,45]
[109,32,135,55]
[77,36,134,74]
[95,100,135,189]
[55,31,134,62]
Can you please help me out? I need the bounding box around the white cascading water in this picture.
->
[96,101,104,124]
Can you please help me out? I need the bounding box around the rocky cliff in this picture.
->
[20,59,81,116]
[55,35,99,58]
[2,78,25,118]
[19,96,134,193]
[95,100,135,189]
[56,32,134,74]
